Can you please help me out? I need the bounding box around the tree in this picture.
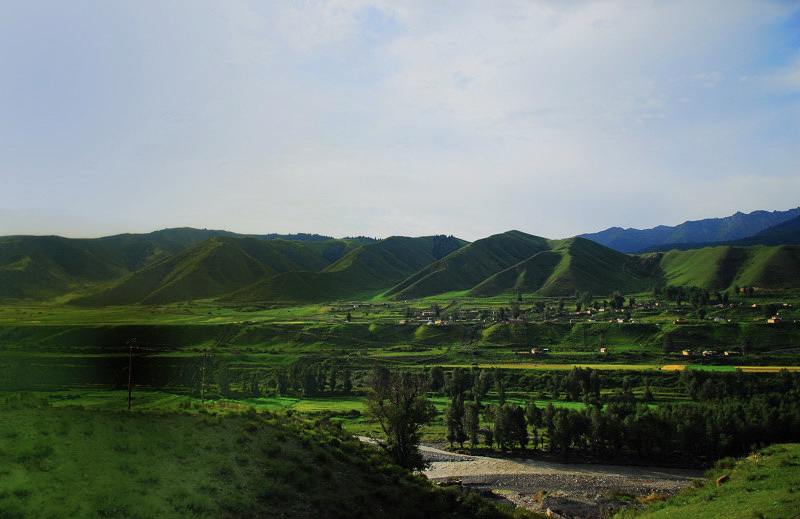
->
[328,366,338,393]
[428,365,445,394]
[525,399,542,450]
[365,367,437,471]
[214,363,232,398]
[464,401,481,448]
[444,395,467,448]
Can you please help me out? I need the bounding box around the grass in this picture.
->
[0,394,541,519]
[615,443,800,518]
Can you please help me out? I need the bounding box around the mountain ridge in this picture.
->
[580,207,800,253]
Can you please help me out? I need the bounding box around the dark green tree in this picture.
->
[444,394,467,448]
[365,368,437,471]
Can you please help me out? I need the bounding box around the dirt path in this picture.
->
[421,445,703,519]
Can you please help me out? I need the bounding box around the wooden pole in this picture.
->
[127,338,135,411]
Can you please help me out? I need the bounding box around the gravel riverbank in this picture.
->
[421,445,702,518]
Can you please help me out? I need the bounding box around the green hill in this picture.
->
[659,245,800,291]
[619,443,800,518]
[538,238,661,296]
[469,250,563,297]
[72,237,331,306]
[223,235,467,302]
[4,226,800,305]
[0,236,129,300]
[0,395,530,519]
[387,231,551,300]
[411,236,660,298]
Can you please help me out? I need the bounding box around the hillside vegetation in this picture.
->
[617,443,800,518]
[2,223,800,305]
[0,394,535,519]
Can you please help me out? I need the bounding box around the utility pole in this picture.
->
[127,338,136,411]
[200,349,209,405]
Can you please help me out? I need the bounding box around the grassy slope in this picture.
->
[540,238,661,296]
[0,395,536,519]
[659,245,800,290]
[0,236,129,300]
[617,443,800,518]
[225,236,466,303]
[387,231,552,300]
[469,251,563,297]
[455,237,661,298]
[0,229,247,301]
[72,236,339,306]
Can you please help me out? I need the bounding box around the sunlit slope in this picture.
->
[540,238,661,296]
[469,250,563,296]
[223,235,466,302]
[0,228,253,301]
[387,231,551,300]
[659,245,800,290]
[467,237,661,297]
[627,443,800,519]
[72,237,331,305]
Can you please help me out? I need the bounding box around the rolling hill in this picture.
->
[222,235,467,303]
[386,231,552,300]
[391,235,662,300]
[4,215,800,305]
[71,236,349,306]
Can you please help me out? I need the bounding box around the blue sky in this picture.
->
[1,1,798,241]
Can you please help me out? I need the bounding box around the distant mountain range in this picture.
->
[580,208,800,253]
[2,209,800,304]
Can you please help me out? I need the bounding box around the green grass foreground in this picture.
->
[0,394,540,519]
[616,443,800,518]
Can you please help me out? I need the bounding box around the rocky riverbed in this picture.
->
[421,445,702,519]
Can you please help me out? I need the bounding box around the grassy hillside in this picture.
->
[469,251,563,297]
[72,236,338,306]
[0,236,129,300]
[0,229,272,302]
[539,238,660,296]
[431,237,661,298]
[387,231,551,300]
[659,245,800,290]
[617,443,800,518]
[0,394,534,519]
[224,236,467,303]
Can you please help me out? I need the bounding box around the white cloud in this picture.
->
[1,0,799,240]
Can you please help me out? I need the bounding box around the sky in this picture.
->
[1,1,799,242]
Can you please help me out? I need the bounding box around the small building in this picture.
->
[599,347,607,354]
[682,349,693,356]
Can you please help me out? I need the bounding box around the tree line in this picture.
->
[367,365,800,469]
